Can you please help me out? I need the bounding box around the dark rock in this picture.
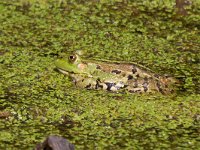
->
[35,135,75,150]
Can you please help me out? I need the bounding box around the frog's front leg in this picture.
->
[74,77,96,89]
[74,77,106,90]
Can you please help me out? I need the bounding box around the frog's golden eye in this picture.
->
[69,54,76,62]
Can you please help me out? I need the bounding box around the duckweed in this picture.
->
[0,0,199,149]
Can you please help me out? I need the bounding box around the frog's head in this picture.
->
[55,53,85,75]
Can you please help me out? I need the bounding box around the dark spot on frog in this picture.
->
[136,74,140,78]
[111,70,121,74]
[105,82,115,91]
[95,80,103,89]
[133,80,138,88]
[156,82,164,94]
[123,85,129,88]
[144,77,148,81]
[99,84,104,89]
[129,89,141,93]
[132,66,137,74]
[142,79,149,92]
[85,84,91,89]
[128,75,133,80]
[129,90,135,93]
[96,65,101,69]
[164,84,168,88]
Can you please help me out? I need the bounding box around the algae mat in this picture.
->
[0,0,199,149]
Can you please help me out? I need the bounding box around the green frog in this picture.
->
[55,52,178,94]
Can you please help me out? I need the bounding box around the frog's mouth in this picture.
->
[57,68,69,75]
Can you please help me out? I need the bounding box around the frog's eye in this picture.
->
[69,55,76,62]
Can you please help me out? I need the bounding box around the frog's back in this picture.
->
[86,61,178,94]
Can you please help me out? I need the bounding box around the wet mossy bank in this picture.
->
[0,0,200,149]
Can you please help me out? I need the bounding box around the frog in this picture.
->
[55,52,178,94]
